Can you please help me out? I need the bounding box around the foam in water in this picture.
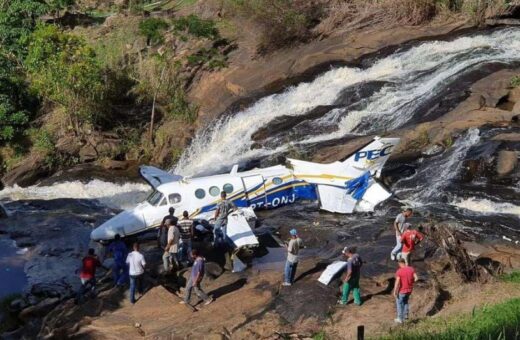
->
[394,128,481,203]
[0,180,150,210]
[451,197,520,216]
[175,28,520,176]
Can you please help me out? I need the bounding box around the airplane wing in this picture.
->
[139,166,183,189]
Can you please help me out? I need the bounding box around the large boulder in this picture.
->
[496,150,518,176]
[1,154,49,187]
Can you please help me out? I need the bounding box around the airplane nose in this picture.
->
[90,226,107,242]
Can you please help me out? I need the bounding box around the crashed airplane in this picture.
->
[90,136,400,243]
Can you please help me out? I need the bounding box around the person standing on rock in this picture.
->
[165,219,180,271]
[339,246,363,306]
[400,226,425,266]
[127,242,146,304]
[77,248,107,303]
[213,191,236,247]
[158,207,178,247]
[178,210,194,266]
[393,257,418,323]
[391,208,413,261]
[107,234,128,286]
[182,248,213,306]
[283,229,303,286]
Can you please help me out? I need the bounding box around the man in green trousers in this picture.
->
[340,246,363,305]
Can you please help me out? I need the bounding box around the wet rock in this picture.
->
[496,150,518,176]
[9,298,28,312]
[19,298,60,322]
[100,160,130,170]
[470,70,514,108]
[31,283,66,299]
[1,154,49,187]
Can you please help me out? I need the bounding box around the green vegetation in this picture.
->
[501,271,520,283]
[0,55,35,143]
[380,297,520,340]
[139,18,169,46]
[312,330,328,340]
[0,0,49,58]
[25,24,104,135]
[172,14,219,39]
[511,75,520,88]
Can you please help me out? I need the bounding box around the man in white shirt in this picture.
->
[164,220,180,272]
[126,242,146,304]
[391,208,413,261]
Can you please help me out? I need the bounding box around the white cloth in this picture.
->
[167,226,180,253]
[318,261,348,285]
[126,251,146,276]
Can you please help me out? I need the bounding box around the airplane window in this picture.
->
[169,193,182,204]
[272,177,283,185]
[195,189,205,199]
[223,183,234,194]
[147,190,163,206]
[209,186,220,197]
[159,197,168,206]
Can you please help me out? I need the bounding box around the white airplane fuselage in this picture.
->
[90,137,400,241]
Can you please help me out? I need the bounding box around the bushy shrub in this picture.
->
[172,14,219,40]
[139,18,169,46]
[25,24,104,134]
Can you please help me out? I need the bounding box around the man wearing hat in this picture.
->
[339,246,362,305]
[283,229,303,286]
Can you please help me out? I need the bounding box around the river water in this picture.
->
[1,28,520,298]
[0,237,27,299]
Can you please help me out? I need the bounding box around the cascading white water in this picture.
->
[0,180,150,210]
[393,128,481,204]
[451,197,520,216]
[175,28,520,176]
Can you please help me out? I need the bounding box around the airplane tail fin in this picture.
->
[342,136,400,178]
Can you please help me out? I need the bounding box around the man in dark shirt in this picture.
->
[178,210,194,265]
[107,234,128,286]
[339,246,362,306]
[213,191,236,247]
[182,249,213,306]
[162,207,179,227]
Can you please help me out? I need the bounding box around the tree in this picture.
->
[25,24,104,135]
[0,0,49,59]
[0,52,36,143]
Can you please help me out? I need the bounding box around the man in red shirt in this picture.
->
[393,258,419,323]
[77,248,106,304]
[399,226,425,265]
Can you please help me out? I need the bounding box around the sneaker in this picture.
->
[394,318,403,324]
[282,282,292,286]
[337,300,346,305]
[390,254,396,261]
[204,298,214,306]
[179,301,186,304]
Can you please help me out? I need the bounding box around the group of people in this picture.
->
[158,208,194,272]
[76,192,239,306]
[281,208,425,324]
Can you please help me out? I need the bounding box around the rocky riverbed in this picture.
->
[1,20,520,339]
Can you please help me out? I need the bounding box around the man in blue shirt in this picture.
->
[182,249,213,306]
[107,234,128,286]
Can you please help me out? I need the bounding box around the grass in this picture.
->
[379,297,520,340]
[501,271,520,284]
[313,330,328,340]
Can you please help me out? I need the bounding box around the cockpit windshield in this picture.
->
[146,190,164,206]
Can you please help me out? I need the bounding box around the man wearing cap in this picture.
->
[339,246,363,305]
[283,229,303,286]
